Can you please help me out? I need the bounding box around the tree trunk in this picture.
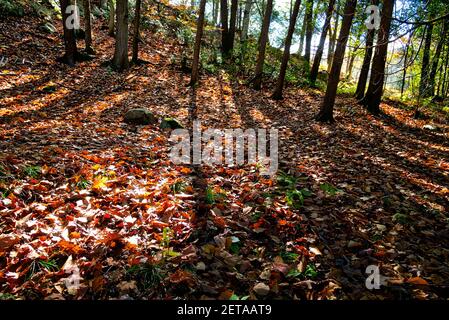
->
[419,23,433,98]
[298,12,306,55]
[59,0,78,66]
[132,0,142,63]
[220,0,230,54]
[112,0,129,71]
[253,0,273,90]
[316,0,357,123]
[345,45,357,79]
[441,42,449,98]
[213,0,219,26]
[228,0,239,54]
[361,0,395,114]
[272,0,302,100]
[190,0,207,85]
[108,0,115,37]
[82,0,94,54]
[429,20,448,97]
[241,0,253,42]
[304,0,313,63]
[355,1,377,100]
[310,0,335,84]
[327,2,339,73]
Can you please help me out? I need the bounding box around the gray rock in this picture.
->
[124,108,157,125]
[253,282,270,296]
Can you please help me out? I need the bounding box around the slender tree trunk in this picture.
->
[298,12,306,55]
[429,20,448,96]
[213,0,219,26]
[241,0,253,41]
[419,23,433,98]
[112,0,129,71]
[441,42,449,98]
[253,0,273,90]
[82,0,94,54]
[355,1,378,100]
[310,0,335,84]
[228,0,239,54]
[220,0,230,54]
[361,0,395,114]
[400,43,409,98]
[272,0,302,100]
[108,0,115,37]
[327,2,340,73]
[316,0,357,123]
[190,0,207,85]
[59,0,78,66]
[345,45,357,79]
[304,0,313,63]
[238,1,243,31]
[132,0,142,63]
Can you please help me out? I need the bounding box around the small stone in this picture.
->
[160,117,184,129]
[253,282,270,296]
[195,262,206,271]
[347,240,362,248]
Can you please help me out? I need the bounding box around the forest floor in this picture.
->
[1,15,449,300]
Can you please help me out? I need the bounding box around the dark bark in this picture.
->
[304,0,313,63]
[310,0,336,84]
[132,0,142,63]
[228,0,239,53]
[220,0,230,54]
[316,0,358,123]
[190,0,207,85]
[108,0,115,37]
[253,0,274,90]
[361,0,395,114]
[82,0,94,54]
[272,0,302,100]
[59,0,78,66]
[112,0,129,71]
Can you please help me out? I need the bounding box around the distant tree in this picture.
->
[355,0,379,100]
[327,1,340,73]
[59,0,78,66]
[82,0,94,54]
[419,23,433,98]
[212,0,220,26]
[253,0,274,90]
[361,0,395,114]
[429,20,448,96]
[241,0,253,42]
[131,0,142,64]
[304,0,313,63]
[310,0,336,84]
[272,0,302,100]
[316,0,358,122]
[112,0,129,71]
[190,0,207,85]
